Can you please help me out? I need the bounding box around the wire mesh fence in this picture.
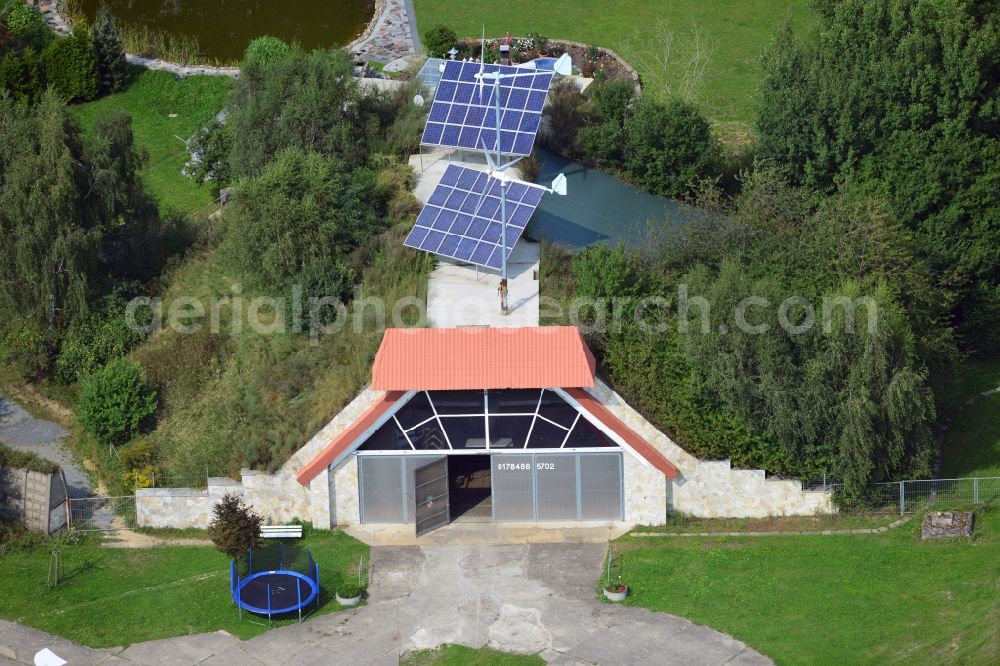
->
[829,476,1000,515]
[69,496,137,531]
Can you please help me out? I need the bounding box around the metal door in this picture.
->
[414,456,450,537]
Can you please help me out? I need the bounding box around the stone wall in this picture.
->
[587,379,834,520]
[137,378,832,530]
[0,466,69,533]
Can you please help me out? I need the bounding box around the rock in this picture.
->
[921,511,974,539]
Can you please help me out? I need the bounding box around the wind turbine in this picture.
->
[473,61,568,314]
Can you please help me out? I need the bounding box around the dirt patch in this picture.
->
[102,529,212,549]
[3,383,74,427]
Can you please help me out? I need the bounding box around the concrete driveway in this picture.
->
[0,542,770,665]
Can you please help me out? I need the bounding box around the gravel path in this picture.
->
[0,396,91,499]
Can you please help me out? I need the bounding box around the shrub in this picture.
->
[517,151,541,183]
[336,581,365,600]
[122,466,155,493]
[91,7,126,94]
[43,28,99,102]
[540,80,587,155]
[423,24,457,58]
[623,97,719,197]
[54,302,145,384]
[209,493,263,560]
[243,35,288,66]
[118,437,160,471]
[527,32,548,54]
[571,244,646,302]
[0,47,42,102]
[5,3,49,50]
[77,358,158,446]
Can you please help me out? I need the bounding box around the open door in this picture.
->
[414,456,450,537]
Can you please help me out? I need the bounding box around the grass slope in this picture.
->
[0,531,367,647]
[613,509,1000,664]
[73,68,232,216]
[413,0,816,138]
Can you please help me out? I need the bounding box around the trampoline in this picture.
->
[230,543,320,624]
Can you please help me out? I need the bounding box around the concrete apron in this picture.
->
[343,521,632,546]
[363,542,771,664]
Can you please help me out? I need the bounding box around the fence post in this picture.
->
[973,477,979,505]
[899,481,905,516]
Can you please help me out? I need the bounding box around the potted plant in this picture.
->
[336,581,365,607]
[603,577,628,602]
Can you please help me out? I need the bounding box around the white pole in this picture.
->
[494,75,508,314]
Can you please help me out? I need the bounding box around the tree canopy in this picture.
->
[755,0,1000,353]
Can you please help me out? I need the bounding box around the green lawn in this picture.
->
[73,67,232,216]
[413,0,816,139]
[0,530,367,647]
[611,509,1000,665]
[630,513,900,534]
[402,644,544,665]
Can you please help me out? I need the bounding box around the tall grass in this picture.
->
[114,21,208,66]
[60,0,232,67]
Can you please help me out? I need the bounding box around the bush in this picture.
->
[91,7,126,94]
[77,358,158,446]
[423,24,457,58]
[118,437,160,471]
[0,48,42,102]
[243,35,289,65]
[540,80,587,155]
[54,300,145,384]
[5,3,49,50]
[623,97,719,197]
[122,466,155,493]
[43,28,99,102]
[336,581,365,600]
[571,244,646,302]
[209,493,263,561]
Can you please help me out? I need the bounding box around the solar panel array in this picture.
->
[421,60,554,157]
[404,164,545,270]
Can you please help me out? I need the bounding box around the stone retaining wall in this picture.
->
[0,465,69,533]
[588,379,834,520]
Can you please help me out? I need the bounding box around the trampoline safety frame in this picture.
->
[230,543,320,627]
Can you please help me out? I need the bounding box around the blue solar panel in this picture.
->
[404,164,547,270]
[421,60,554,157]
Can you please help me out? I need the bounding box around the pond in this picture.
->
[79,0,376,64]
[527,148,695,251]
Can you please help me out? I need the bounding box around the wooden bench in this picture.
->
[260,525,303,539]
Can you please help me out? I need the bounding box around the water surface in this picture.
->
[80,0,375,63]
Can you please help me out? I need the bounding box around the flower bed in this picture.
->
[455,36,639,86]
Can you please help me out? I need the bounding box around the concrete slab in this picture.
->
[344,521,630,546]
[425,241,540,328]
[120,631,239,665]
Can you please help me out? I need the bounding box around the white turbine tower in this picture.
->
[473,59,568,314]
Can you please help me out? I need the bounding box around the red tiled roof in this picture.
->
[295,391,405,485]
[370,327,596,391]
[564,388,680,480]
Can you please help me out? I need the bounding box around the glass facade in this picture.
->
[357,389,617,452]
